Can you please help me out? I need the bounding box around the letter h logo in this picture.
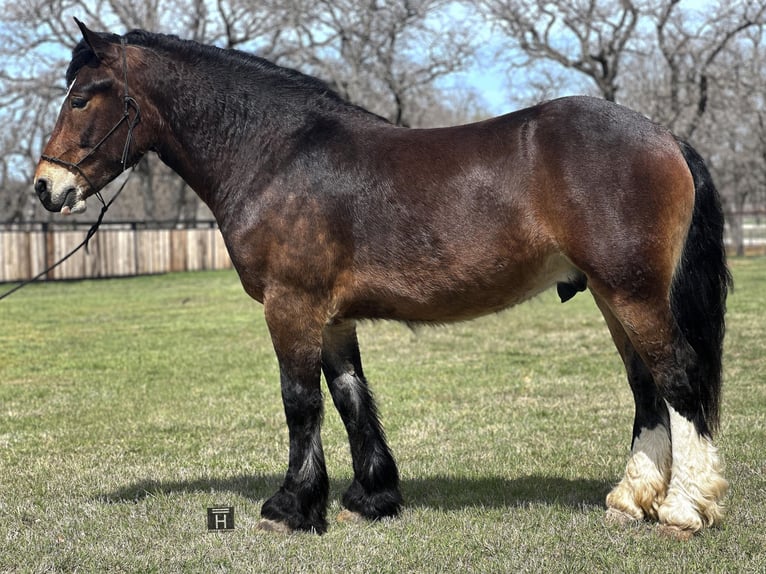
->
[207,506,235,531]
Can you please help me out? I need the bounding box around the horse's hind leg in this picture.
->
[594,296,671,523]
[595,291,727,534]
[322,320,402,522]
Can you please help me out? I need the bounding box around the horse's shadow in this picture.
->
[98,473,611,511]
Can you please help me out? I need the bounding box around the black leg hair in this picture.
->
[260,372,328,533]
[260,301,329,533]
[624,348,670,445]
[322,321,402,520]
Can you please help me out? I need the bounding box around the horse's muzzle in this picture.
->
[34,177,59,212]
[34,177,77,213]
[33,164,88,215]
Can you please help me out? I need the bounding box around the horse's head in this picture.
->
[34,19,146,215]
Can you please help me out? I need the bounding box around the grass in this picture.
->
[1,258,765,573]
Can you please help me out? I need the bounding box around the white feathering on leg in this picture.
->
[606,425,671,522]
[658,403,728,532]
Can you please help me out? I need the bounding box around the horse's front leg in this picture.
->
[322,320,402,522]
[258,296,329,534]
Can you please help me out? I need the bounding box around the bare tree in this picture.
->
[648,0,766,139]
[625,1,766,255]
[480,0,639,102]
[274,0,478,126]
[0,0,481,223]
[481,0,766,254]
[698,24,766,255]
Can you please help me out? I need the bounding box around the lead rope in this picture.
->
[0,169,134,301]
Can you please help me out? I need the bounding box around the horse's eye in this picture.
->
[70,97,88,110]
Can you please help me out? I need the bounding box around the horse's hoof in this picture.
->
[336,509,365,524]
[605,508,640,527]
[256,518,293,534]
[657,524,695,541]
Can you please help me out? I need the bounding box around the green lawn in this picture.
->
[1,259,765,573]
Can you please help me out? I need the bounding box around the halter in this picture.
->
[0,39,141,301]
[41,37,141,202]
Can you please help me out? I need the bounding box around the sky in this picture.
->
[452,0,720,116]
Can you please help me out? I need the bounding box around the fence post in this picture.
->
[43,222,54,280]
[132,222,139,276]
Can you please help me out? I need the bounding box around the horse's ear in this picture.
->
[74,18,114,61]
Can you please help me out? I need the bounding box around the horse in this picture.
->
[34,20,731,537]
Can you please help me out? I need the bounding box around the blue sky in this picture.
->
[451,0,719,115]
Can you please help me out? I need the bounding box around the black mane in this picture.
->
[67,28,386,122]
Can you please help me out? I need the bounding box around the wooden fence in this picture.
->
[1,214,763,283]
[0,221,232,282]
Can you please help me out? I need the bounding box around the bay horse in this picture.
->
[34,20,731,537]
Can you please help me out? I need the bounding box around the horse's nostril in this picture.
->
[35,178,49,197]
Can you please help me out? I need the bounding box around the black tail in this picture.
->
[672,139,733,435]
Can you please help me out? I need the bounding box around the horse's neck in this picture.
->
[149,67,306,214]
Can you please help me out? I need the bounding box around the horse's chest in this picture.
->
[220,207,348,303]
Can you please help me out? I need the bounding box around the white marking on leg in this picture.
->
[334,372,363,417]
[658,403,728,531]
[606,425,671,521]
[298,427,324,483]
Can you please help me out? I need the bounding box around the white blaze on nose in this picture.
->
[34,162,88,215]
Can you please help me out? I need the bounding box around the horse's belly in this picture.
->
[343,253,579,323]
